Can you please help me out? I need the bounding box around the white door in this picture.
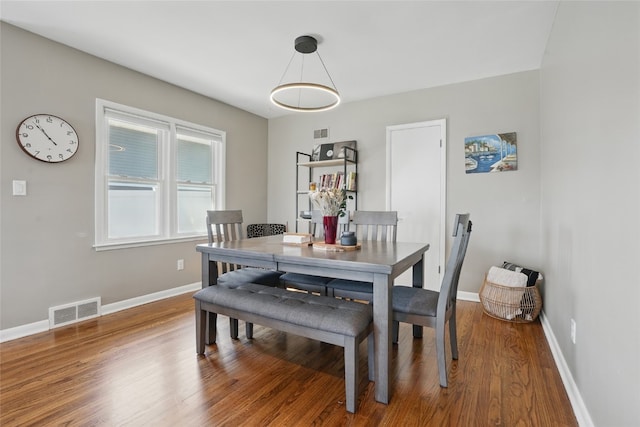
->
[386,119,446,291]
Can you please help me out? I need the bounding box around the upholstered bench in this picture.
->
[193,283,373,413]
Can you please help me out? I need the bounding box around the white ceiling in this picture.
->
[0,1,558,119]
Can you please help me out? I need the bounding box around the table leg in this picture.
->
[412,254,425,338]
[373,272,392,404]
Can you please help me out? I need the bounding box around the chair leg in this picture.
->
[449,314,459,360]
[436,319,448,388]
[367,332,375,382]
[344,337,358,413]
[246,322,254,339]
[392,320,400,344]
[413,324,423,338]
[206,311,217,345]
[230,318,239,339]
[196,302,205,354]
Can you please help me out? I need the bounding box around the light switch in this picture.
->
[12,180,27,196]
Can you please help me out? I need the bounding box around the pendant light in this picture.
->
[270,35,341,112]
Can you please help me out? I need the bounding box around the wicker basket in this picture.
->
[479,277,542,323]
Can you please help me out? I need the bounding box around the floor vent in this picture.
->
[49,297,101,329]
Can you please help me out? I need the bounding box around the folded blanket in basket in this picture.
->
[502,261,541,286]
[487,266,527,287]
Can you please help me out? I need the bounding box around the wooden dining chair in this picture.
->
[326,210,398,301]
[206,210,284,338]
[279,210,349,296]
[392,213,472,387]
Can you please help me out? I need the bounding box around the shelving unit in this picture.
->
[295,146,358,232]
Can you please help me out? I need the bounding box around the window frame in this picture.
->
[94,99,225,250]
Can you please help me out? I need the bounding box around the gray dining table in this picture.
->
[196,235,430,405]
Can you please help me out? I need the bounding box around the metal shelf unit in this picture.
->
[295,147,358,232]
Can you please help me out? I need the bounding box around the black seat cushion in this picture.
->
[327,279,373,293]
[280,272,334,287]
[217,267,283,287]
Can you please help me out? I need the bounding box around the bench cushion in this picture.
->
[194,283,372,337]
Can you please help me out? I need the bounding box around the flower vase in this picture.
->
[323,215,339,245]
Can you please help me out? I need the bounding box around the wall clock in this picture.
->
[16,114,79,163]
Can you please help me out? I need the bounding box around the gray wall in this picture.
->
[540,2,640,425]
[0,23,268,329]
[268,71,542,294]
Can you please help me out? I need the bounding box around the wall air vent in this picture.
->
[313,128,329,139]
[48,297,101,329]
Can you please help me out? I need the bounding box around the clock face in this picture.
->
[16,114,79,163]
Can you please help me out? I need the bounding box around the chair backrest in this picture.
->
[310,210,350,238]
[351,210,398,242]
[437,213,472,316]
[206,210,244,244]
[246,223,287,238]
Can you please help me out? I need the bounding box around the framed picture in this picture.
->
[311,140,357,161]
[464,132,517,174]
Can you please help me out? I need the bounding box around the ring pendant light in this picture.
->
[270,35,341,112]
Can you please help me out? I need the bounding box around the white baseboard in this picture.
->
[101,282,201,315]
[539,311,594,427]
[457,290,480,302]
[0,319,50,343]
[0,282,201,343]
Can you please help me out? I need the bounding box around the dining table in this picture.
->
[196,235,430,405]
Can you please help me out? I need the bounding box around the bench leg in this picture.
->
[196,301,216,353]
[344,337,359,413]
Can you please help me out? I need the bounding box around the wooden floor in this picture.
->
[0,292,577,426]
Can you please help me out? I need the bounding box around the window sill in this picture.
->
[94,235,208,251]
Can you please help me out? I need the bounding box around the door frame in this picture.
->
[385,118,447,288]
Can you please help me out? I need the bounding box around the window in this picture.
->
[95,99,225,249]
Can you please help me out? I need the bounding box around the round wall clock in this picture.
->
[16,114,79,163]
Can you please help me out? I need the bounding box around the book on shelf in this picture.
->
[317,171,344,190]
[282,233,312,244]
[313,171,356,191]
[346,171,357,191]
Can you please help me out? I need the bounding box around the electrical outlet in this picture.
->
[570,318,577,344]
[177,259,184,271]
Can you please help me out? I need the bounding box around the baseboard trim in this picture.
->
[0,282,201,343]
[539,311,594,427]
[101,282,201,315]
[457,290,480,302]
[0,320,50,343]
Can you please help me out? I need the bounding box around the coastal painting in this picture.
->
[465,132,517,174]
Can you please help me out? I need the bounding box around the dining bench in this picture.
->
[193,283,373,413]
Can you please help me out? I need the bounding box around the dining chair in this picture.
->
[392,213,472,387]
[326,210,398,301]
[246,223,287,238]
[206,210,284,338]
[279,210,349,296]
